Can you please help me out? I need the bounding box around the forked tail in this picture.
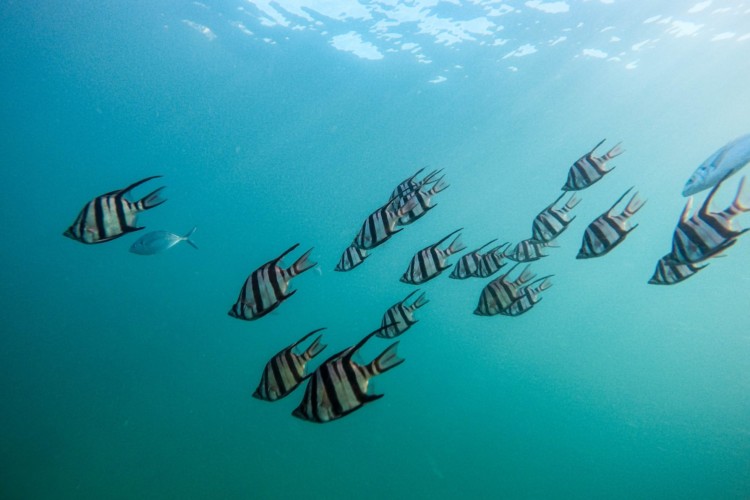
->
[370,341,405,375]
[288,247,317,276]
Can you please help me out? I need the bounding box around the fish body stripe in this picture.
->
[255,349,306,401]
[69,192,140,243]
[335,244,368,272]
[230,265,291,320]
[564,154,608,190]
[398,190,434,225]
[669,207,745,263]
[64,177,165,244]
[355,206,400,250]
[450,252,481,279]
[477,251,505,278]
[403,247,447,284]
[500,291,539,316]
[507,240,548,262]
[296,358,373,423]
[532,208,572,242]
[475,278,523,316]
[379,304,416,338]
[649,257,704,285]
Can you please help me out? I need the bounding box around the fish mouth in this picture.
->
[62,229,74,239]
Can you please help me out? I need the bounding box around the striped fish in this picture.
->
[474,263,536,316]
[63,176,166,244]
[499,276,553,317]
[449,239,497,279]
[477,243,510,278]
[354,194,418,250]
[390,167,442,200]
[334,242,368,272]
[228,243,316,321]
[396,175,449,226]
[531,193,581,242]
[378,289,429,338]
[561,139,624,191]
[505,238,554,262]
[253,328,328,402]
[400,228,467,284]
[648,255,707,285]
[669,176,749,264]
[292,325,405,423]
[577,187,646,259]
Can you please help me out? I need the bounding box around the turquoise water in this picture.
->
[2,1,750,498]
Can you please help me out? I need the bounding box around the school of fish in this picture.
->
[63,134,750,423]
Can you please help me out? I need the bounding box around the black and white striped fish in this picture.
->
[228,243,316,321]
[390,167,442,200]
[577,187,646,259]
[354,194,418,250]
[476,243,510,278]
[531,193,581,242]
[252,328,328,402]
[378,289,429,338]
[291,326,404,423]
[396,175,449,226]
[334,242,369,272]
[648,256,707,285]
[449,239,497,279]
[400,229,467,285]
[499,276,553,317]
[505,239,555,262]
[561,139,624,191]
[63,176,166,244]
[474,263,536,316]
[669,176,749,264]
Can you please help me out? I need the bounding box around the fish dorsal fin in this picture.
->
[608,187,634,216]
[546,192,567,211]
[399,289,420,306]
[343,323,398,363]
[474,238,498,253]
[679,198,693,223]
[289,327,327,351]
[116,175,163,198]
[589,138,607,155]
[699,178,726,218]
[321,346,351,365]
[434,228,464,248]
[272,243,301,267]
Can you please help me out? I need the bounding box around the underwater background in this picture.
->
[2,0,750,498]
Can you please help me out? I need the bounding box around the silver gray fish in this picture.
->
[129,227,198,255]
[683,133,750,196]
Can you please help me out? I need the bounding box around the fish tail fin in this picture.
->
[303,335,327,361]
[184,226,198,250]
[137,186,167,210]
[288,247,316,276]
[516,265,536,285]
[421,168,443,185]
[396,194,419,217]
[370,341,405,375]
[448,233,467,254]
[412,291,429,310]
[604,141,624,160]
[534,275,554,293]
[565,193,582,211]
[625,192,647,216]
[428,176,450,195]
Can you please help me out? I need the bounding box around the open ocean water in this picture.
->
[2,0,750,498]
